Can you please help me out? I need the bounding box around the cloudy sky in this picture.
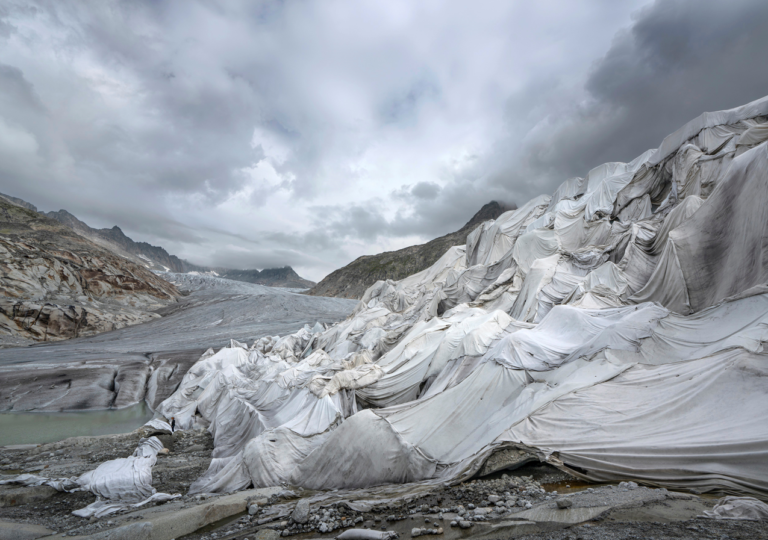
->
[2,0,767,281]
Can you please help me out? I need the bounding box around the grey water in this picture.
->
[0,402,153,446]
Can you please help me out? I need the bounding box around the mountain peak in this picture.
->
[462,201,517,231]
[306,200,512,299]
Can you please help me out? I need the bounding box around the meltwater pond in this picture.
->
[0,402,153,446]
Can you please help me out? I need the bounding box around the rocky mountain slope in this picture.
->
[43,208,187,273]
[306,200,514,299]
[0,198,181,345]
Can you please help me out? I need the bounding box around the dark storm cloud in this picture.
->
[410,182,441,200]
[492,0,768,202]
[1,1,267,218]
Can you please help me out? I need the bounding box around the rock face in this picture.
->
[307,201,514,299]
[0,198,180,344]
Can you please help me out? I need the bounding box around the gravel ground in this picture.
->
[2,435,766,540]
[514,518,768,540]
[0,427,213,536]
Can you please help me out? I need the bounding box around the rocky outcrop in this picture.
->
[306,201,514,299]
[0,198,181,344]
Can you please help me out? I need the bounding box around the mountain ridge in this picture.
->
[306,200,515,299]
[0,193,314,289]
[0,196,181,344]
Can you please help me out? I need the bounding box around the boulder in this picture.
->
[292,498,310,524]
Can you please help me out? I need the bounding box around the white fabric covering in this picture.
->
[151,96,768,499]
[703,497,768,520]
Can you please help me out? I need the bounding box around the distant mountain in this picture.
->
[0,192,37,212]
[43,209,187,273]
[0,196,180,345]
[306,201,515,299]
[2,193,315,289]
[211,267,315,289]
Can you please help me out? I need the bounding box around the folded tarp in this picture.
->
[153,96,768,500]
[632,143,768,313]
[505,349,768,497]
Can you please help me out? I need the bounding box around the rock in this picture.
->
[0,519,55,540]
[254,530,281,540]
[488,495,500,503]
[248,504,260,515]
[411,527,421,537]
[459,521,473,529]
[477,446,537,476]
[0,199,180,345]
[450,521,457,527]
[185,444,206,453]
[0,485,59,507]
[556,499,573,509]
[292,499,310,524]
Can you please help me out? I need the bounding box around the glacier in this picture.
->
[151,95,768,500]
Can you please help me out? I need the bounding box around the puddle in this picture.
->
[540,480,722,499]
[0,402,153,446]
[193,510,246,534]
[540,479,612,494]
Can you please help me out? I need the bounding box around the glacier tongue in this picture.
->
[156,95,768,498]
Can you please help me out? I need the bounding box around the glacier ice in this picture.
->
[154,95,768,498]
